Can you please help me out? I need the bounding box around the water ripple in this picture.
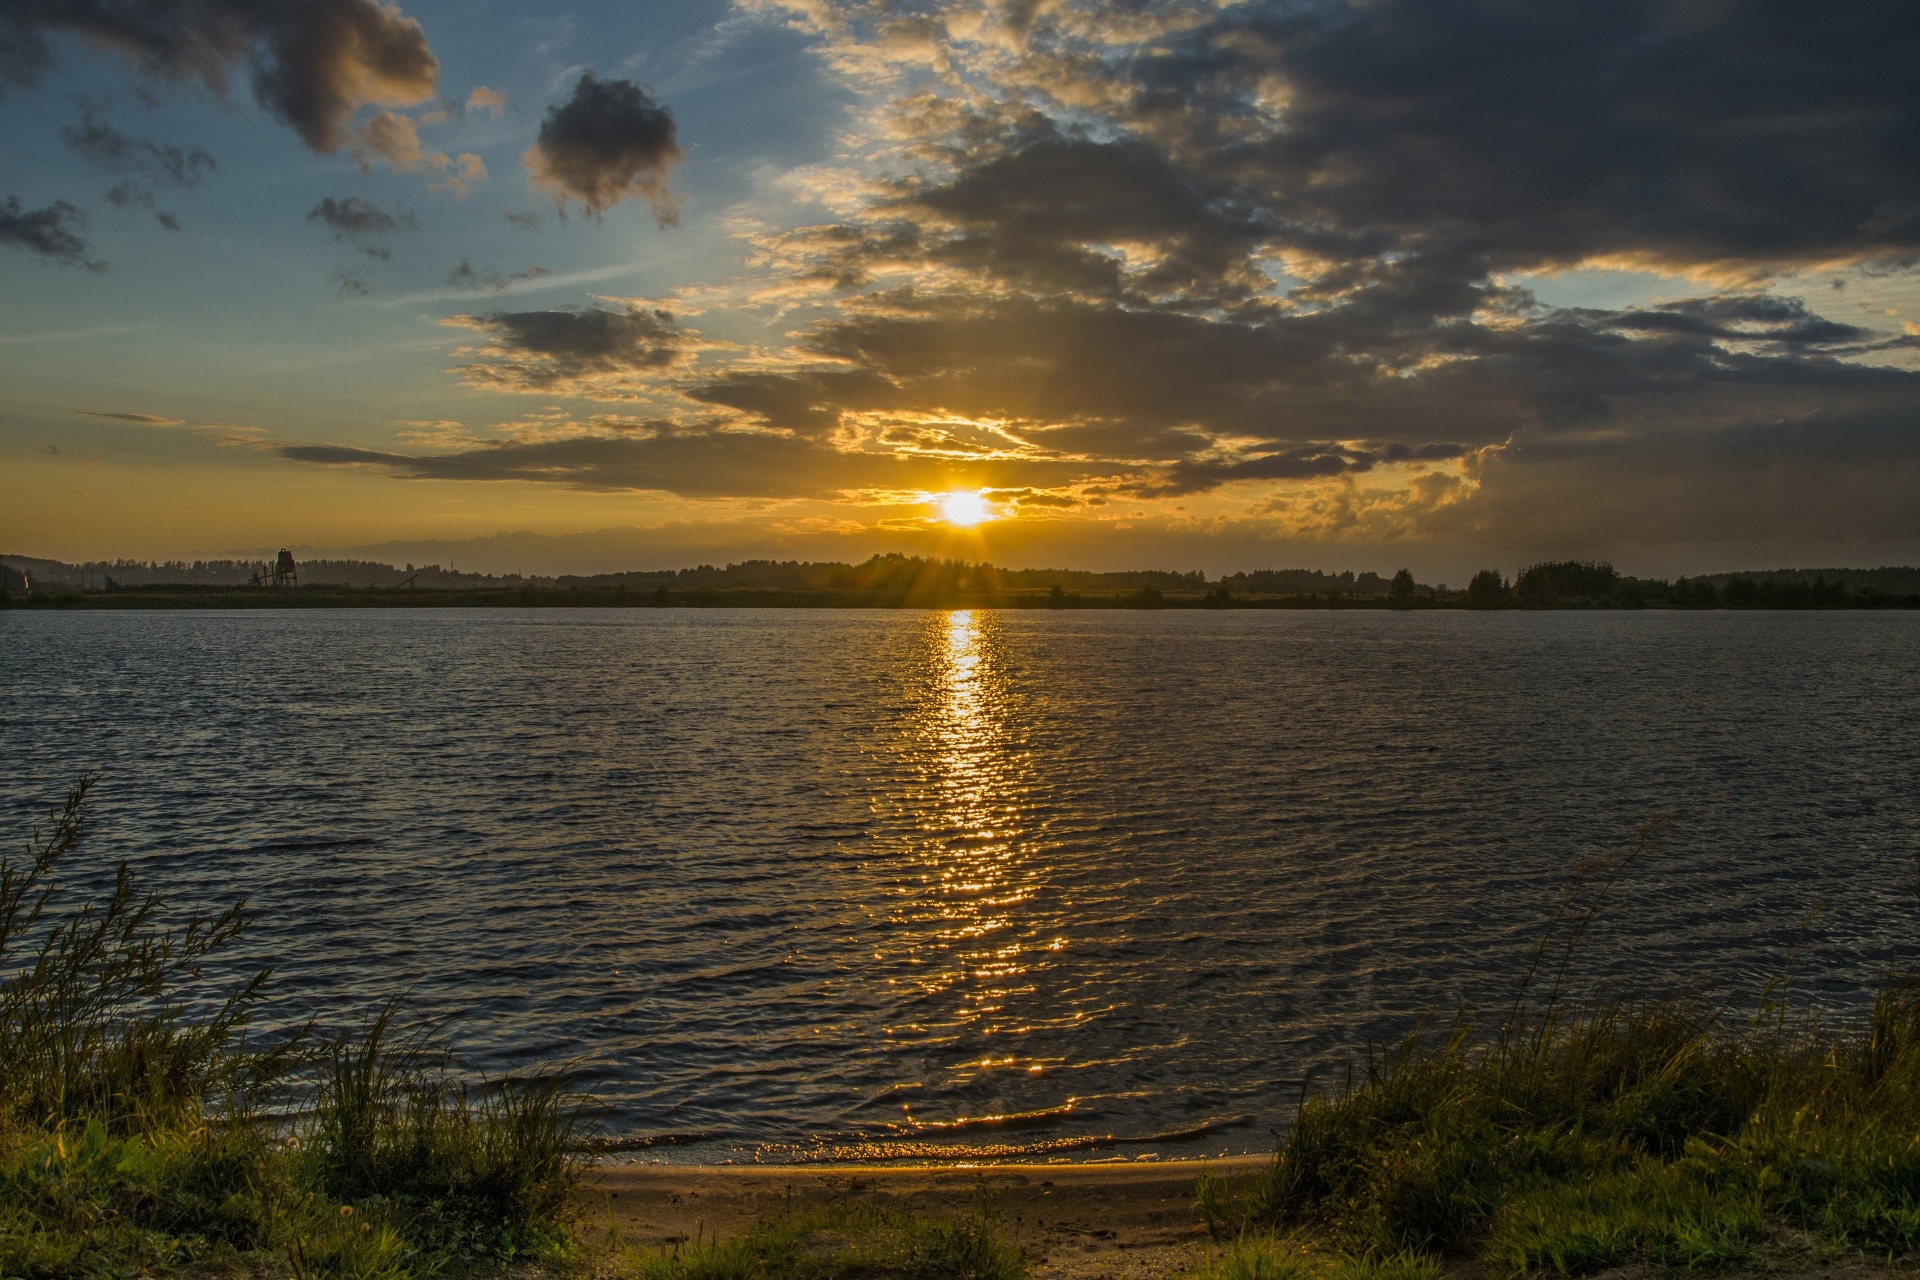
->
[3,607,1917,1161]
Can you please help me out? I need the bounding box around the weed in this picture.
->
[0,779,586,1278]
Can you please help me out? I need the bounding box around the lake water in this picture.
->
[4,608,1917,1163]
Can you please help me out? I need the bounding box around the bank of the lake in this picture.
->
[5,580,1919,609]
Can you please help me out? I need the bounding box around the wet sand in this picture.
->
[579,1156,1267,1278]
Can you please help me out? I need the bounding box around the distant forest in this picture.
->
[3,551,1918,609]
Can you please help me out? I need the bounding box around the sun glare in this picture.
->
[941,491,992,527]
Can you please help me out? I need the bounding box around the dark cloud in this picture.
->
[862,128,1275,303]
[1598,295,1895,354]
[752,3,1920,324]
[1093,0,1920,278]
[1,0,439,153]
[446,305,701,395]
[686,369,903,440]
[307,195,414,261]
[445,258,551,291]
[1429,405,1920,555]
[1140,442,1471,498]
[61,103,214,188]
[61,100,213,229]
[0,196,102,269]
[522,72,682,222]
[76,410,183,424]
[276,430,1082,498]
[307,195,414,237]
[658,285,1920,496]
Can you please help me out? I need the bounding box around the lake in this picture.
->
[4,608,1917,1162]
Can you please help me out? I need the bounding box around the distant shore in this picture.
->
[6,581,1920,610]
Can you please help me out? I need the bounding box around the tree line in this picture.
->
[1459,561,1920,609]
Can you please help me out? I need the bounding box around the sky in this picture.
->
[2,0,1918,580]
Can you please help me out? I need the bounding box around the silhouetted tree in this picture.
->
[1516,560,1619,605]
[1466,569,1509,609]
[1672,578,1718,608]
[1387,568,1416,608]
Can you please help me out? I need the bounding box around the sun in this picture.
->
[940,490,993,527]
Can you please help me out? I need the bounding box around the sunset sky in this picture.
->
[3,0,1917,579]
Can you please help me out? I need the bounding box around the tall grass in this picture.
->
[0,778,284,1133]
[1205,818,1920,1274]
[0,779,588,1278]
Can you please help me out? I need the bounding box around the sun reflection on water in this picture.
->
[891,609,1046,1045]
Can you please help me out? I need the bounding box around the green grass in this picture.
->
[1196,819,1920,1274]
[0,779,588,1279]
[621,1203,1024,1280]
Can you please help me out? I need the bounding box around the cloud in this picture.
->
[308,195,414,237]
[0,196,102,269]
[60,102,215,209]
[348,110,484,191]
[442,151,486,192]
[444,305,709,396]
[445,259,552,291]
[351,109,427,167]
[581,0,1920,519]
[277,427,1084,498]
[1424,407,1920,556]
[1598,294,1895,355]
[1141,442,1470,498]
[466,85,506,117]
[308,194,415,261]
[75,409,184,425]
[522,72,682,222]
[2,0,439,154]
[801,0,1920,285]
[278,0,1920,557]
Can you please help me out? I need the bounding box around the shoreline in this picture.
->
[581,1156,1266,1278]
[8,587,1918,611]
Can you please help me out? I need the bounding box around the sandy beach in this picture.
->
[579,1157,1268,1279]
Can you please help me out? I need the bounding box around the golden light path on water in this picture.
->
[922,610,1037,1024]
[814,609,1100,1161]
[750,608,1121,1163]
